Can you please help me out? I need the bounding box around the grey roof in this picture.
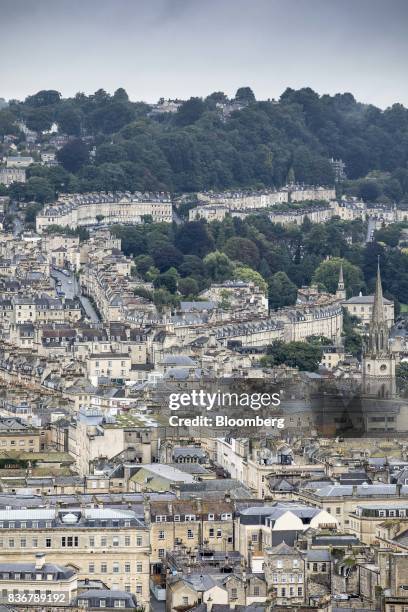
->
[0,562,75,580]
[311,483,408,497]
[345,294,392,305]
[173,447,207,459]
[306,550,331,562]
[180,301,217,312]
[162,354,196,366]
[74,590,137,607]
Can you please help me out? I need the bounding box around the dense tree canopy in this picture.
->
[2,86,408,198]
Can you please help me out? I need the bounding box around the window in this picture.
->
[187,529,194,539]
[313,563,318,572]
[281,588,286,597]
[124,536,130,546]
[292,560,299,568]
[158,548,165,558]
[136,562,142,572]
[298,587,303,596]
[182,597,189,606]
[251,534,258,542]
[113,563,119,573]
[158,530,165,540]
[89,563,95,574]
[290,587,294,596]
[101,536,107,547]
[276,560,283,568]
[281,574,287,583]
[124,563,130,573]
[89,537,95,547]
[321,563,327,572]
[136,585,142,594]
[336,507,341,515]
[217,529,222,538]
[112,537,119,547]
[185,514,196,521]
[231,588,238,600]
[101,563,107,573]
[46,538,51,548]
[100,601,106,608]
[221,513,232,520]
[20,539,26,548]
[208,514,214,521]
[209,528,215,538]
[9,539,15,548]
[136,536,143,546]
[32,538,38,548]
[174,515,180,522]
[61,536,78,547]
[155,515,167,523]
[114,602,125,609]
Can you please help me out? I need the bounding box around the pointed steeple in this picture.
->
[338,264,344,287]
[371,259,385,326]
[367,259,389,355]
[336,263,346,300]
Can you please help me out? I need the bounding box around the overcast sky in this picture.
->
[0,0,407,108]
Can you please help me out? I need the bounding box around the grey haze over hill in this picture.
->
[0,0,407,107]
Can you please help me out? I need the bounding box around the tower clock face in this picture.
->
[380,364,387,372]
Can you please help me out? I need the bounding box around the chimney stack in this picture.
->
[35,553,46,570]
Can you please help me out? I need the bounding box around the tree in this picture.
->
[25,90,61,107]
[374,224,401,247]
[179,255,206,279]
[175,97,206,126]
[24,177,55,203]
[268,271,297,310]
[24,202,44,223]
[262,340,323,372]
[358,180,381,202]
[397,362,408,394]
[234,265,267,291]
[223,237,260,267]
[134,255,155,277]
[57,139,89,172]
[26,108,54,132]
[56,107,82,136]
[176,221,215,257]
[235,87,256,103]
[312,258,364,296]
[154,268,179,293]
[153,245,184,272]
[204,251,234,282]
[113,87,129,102]
[178,277,199,296]
[342,310,363,358]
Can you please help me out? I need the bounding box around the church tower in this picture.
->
[336,264,347,301]
[362,262,396,398]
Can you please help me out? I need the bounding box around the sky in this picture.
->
[0,0,407,108]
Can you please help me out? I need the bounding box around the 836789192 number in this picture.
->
[5,592,68,604]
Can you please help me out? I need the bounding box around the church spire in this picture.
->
[371,259,385,326]
[338,264,344,288]
[336,263,346,300]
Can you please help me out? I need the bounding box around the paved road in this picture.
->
[52,268,100,322]
[366,217,376,242]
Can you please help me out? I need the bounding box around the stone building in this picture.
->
[263,541,306,606]
[0,506,150,608]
